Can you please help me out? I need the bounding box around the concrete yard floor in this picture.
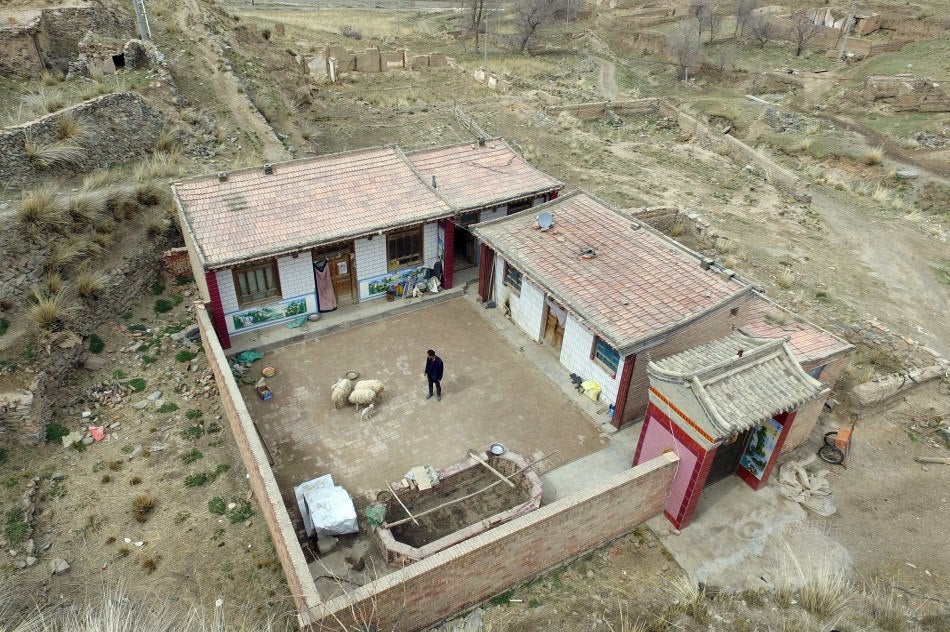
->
[241,297,610,510]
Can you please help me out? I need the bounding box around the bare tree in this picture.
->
[668,20,703,80]
[469,0,486,50]
[514,0,555,53]
[733,0,756,39]
[748,14,776,48]
[789,10,821,56]
[694,0,714,42]
[712,43,738,75]
[701,9,724,42]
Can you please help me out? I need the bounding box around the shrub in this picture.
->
[184,473,209,487]
[154,299,173,313]
[181,448,203,464]
[227,498,254,524]
[176,350,197,363]
[101,474,112,483]
[107,460,123,471]
[208,496,226,515]
[4,507,29,544]
[174,511,191,524]
[89,334,105,353]
[129,475,142,485]
[186,409,203,420]
[339,24,362,39]
[0,318,8,336]
[261,27,271,40]
[157,402,179,414]
[140,554,158,573]
[127,377,146,392]
[181,425,204,441]
[150,280,165,295]
[76,265,108,300]
[18,186,67,240]
[46,421,70,443]
[131,493,155,522]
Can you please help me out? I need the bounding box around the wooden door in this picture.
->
[704,427,753,488]
[543,308,565,350]
[327,251,353,301]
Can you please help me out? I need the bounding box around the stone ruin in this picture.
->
[852,75,950,113]
[307,44,448,83]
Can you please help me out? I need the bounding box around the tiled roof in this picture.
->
[650,333,825,439]
[407,139,563,212]
[740,293,852,363]
[173,146,455,268]
[472,191,748,354]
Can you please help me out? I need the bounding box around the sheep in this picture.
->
[354,379,384,396]
[359,403,376,421]
[348,388,378,408]
[330,378,353,408]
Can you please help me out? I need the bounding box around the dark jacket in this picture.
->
[425,356,444,381]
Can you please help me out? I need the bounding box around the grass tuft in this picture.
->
[56,113,82,141]
[18,186,68,240]
[131,493,155,523]
[27,288,73,332]
[24,135,86,169]
[864,145,884,165]
[871,184,893,204]
[869,581,906,631]
[76,264,108,300]
[799,569,855,620]
[776,267,795,289]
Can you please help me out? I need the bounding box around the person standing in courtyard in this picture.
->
[424,349,444,401]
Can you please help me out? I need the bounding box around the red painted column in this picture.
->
[549,189,559,201]
[611,354,636,428]
[441,219,454,290]
[204,270,231,350]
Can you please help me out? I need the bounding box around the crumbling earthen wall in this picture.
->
[310,453,678,631]
[0,92,165,189]
[853,75,950,112]
[878,15,947,38]
[545,99,662,120]
[310,45,448,81]
[0,18,48,76]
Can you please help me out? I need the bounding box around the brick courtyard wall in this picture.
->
[196,306,320,627]
[309,452,678,631]
[623,292,752,423]
[782,350,850,451]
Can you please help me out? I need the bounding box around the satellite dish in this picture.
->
[537,212,554,231]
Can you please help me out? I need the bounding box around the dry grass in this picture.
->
[868,581,906,631]
[107,187,141,221]
[131,493,155,523]
[871,184,893,204]
[27,288,73,332]
[135,182,167,207]
[68,190,108,226]
[715,140,731,156]
[669,218,687,238]
[140,554,159,574]
[132,153,183,182]
[24,135,86,170]
[776,267,796,289]
[40,70,63,86]
[793,137,813,154]
[23,87,68,115]
[56,113,83,141]
[665,574,708,622]
[864,145,884,165]
[46,236,96,273]
[142,209,170,237]
[154,130,177,154]
[75,264,108,300]
[18,186,68,240]
[798,569,856,620]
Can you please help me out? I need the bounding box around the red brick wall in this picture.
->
[309,453,678,631]
[196,308,320,627]
[783,351,850,451]
[441,219,454,290]
[622,293,752,424]
[204,270,232,350]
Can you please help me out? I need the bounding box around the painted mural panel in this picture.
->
[359,265,428,301]
[230,295,309,331]
[739,417,783,479]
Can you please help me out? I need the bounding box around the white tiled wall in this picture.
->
[559,315,625,406]
[480,206,507,222]
[494,257,544,341]
[215,253,317,334]
[355,221,441,301]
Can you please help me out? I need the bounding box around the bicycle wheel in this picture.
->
[823,431,838,446]
[819,445,845,464]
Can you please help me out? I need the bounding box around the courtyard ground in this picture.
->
[242,297,610,509]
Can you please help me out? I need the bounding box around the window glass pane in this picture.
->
[595,339,619,372]
[238,273,249,297]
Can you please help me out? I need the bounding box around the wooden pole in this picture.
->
[387,482,419,526]
[381,451,558,529]
[469,451,516,488]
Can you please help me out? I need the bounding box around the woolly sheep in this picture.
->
[354,379,384,395]
[359,403,376,421]
[348,388,378,407]
[330,378,353,408]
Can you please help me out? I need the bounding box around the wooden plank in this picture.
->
[388,482,419,526]
[469,451,516,488]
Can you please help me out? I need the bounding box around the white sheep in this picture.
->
[354,379,384,396]
[331,378,353,408]
[359,403,376,421]
[348,388,378,408]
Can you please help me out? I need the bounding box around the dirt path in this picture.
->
[175,0,288,160]
[596,56,619,100]
[809,188,950,355]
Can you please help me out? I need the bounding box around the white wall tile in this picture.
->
[559,316,625,405]
[493,256,544,341]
